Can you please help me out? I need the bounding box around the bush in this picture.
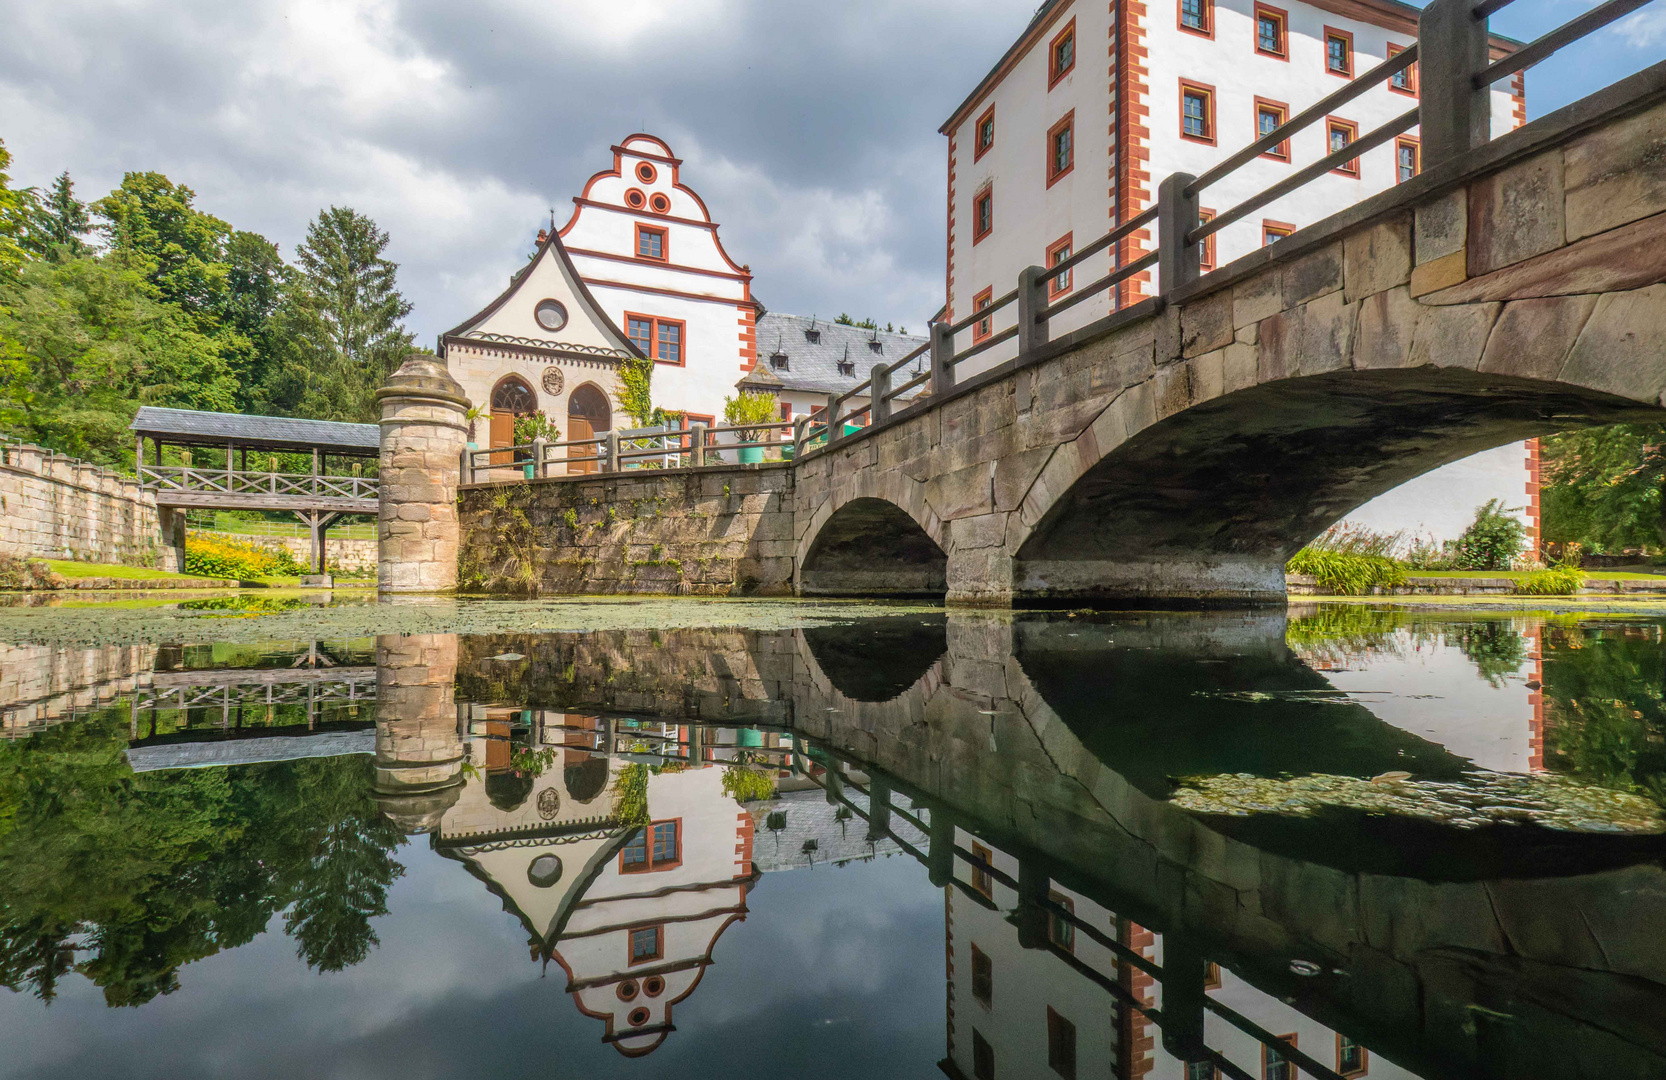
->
[1513,566,1587,595]
[184,532,306,580]
[721,764,778,804]
[1286,547,1407,595]
[1451,499,1527,570]
[0,554,53,589]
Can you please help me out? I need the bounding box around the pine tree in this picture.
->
[34,172,90,255]
[0,139,40,273]
[263,207,414,422]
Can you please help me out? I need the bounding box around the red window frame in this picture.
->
[1048,18,1077,89]
[971,288,994,344]
[1387,42,1419,96]
[619,817,683,873]
[1336,1034,1369,1078]
[971,841,994,898]
[1254,96,1290,160]
[625,312,687,366]
[1179,79,1217,145]
[972,187,993,244]
[1264,1034,1298,1080]
[974,105,995,162]
[627,923,665,966]
[1046,111,1075,187]
[1395,135,1421,183]
[1178,0,1214,37]
[1254,3,1288,59]
[1047,232,1074,299]
[1263,219,1295,246]
[1198,209,1217,273]
[1047,891,1075,952]
[970,942,993,1005]
[1323,27,1354,77]
[1047,1006,1078,1080]
[634,223,668,262]
[1327,116,1361,177]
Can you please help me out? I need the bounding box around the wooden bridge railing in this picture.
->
[139,464,379,502]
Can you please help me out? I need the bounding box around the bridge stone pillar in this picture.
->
[372,632,465,833]
[946,547,1015,608]
[375,354,472,593]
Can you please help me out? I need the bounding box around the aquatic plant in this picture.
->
[1286,547,1406,595]
[1512,566,1586,595]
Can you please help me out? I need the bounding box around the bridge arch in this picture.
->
[797,483,947,597]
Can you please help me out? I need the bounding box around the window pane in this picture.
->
[638,230,662,258]
[1182,0,1204,28]
[1051,244,1070,292]
[1183,93,1207,138]
[980,118,993,148]
[971,947,993,1004]
[622,830,648,866]
[653,820,678,863]
[631,927,658,959]
[1055,34,1073,72]
[658,322,681,363]
[973,1031,995,1080]
[1328,37,1346,70]
[1259,15,1280,52]
[1048,1009,1077,1080]
[1054,127,1071,174]
[1259,109,1279,137]
[628,318,653,355]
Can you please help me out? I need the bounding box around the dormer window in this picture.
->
[837,359,855,376]
[867,339,883,354]
[804,328,820,344]
[770,352,789,370]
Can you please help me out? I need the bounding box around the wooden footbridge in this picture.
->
[131,407,379,572]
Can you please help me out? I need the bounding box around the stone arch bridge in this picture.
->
[446,61,1666,605]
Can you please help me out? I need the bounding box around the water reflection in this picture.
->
[1,607,1664,1077]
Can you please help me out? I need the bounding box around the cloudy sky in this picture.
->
[1,0,1661,344]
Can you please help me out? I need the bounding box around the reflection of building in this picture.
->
[942,828,1416,1080]
[426,712,761,1057]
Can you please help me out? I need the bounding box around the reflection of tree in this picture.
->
[1450,621,1528,688]
[0,710,405,1005]
[1542,626,1666,806]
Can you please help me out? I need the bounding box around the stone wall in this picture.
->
[0,642,157,737]
[214,532,378,573]
[456,463,796,596]
[0,443,169,568]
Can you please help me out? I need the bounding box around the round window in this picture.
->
[625,188,646,209]
[617,980,639,1001]
[628,1007,651,1027]
[643,976,665,997]
[636,162,657,183]
[527,854,563,888]
[649,193,671,214]
[534,300,568,333]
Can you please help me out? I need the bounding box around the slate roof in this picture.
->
[131,406,380,455]
[745,313,929,397]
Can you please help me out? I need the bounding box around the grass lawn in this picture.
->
[44,560,220,581]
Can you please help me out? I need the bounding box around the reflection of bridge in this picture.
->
[131,406,378,573]
[418,615,1666,1078]
[458,4,1666,605]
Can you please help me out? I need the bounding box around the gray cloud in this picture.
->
[0,0,1038,345]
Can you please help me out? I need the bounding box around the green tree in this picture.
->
[0,138,39,274]
[25,172,91,256]
[1542,424,1666,553]
[261,207,414,422]
[1451,499,1527,570]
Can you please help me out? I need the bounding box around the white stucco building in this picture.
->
[939,0,1539,550]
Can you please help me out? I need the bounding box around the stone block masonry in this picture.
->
[456,463,796,596]
[0,442,174,569]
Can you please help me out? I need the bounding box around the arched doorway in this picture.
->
[567,382,612,475]
[490,376,537,464]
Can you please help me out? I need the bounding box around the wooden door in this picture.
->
[489,411,514,467]
[568,416,597,475]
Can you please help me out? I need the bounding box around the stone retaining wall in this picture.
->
[456,463,796,596]
[0,443,169,567]
[220,533,379,573]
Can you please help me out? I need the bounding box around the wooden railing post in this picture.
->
[1419,0,1491,168]
[1018,264,1049,355]
[531,436,547,479]
[930,321,955,398]
[605,431,620,473]
[1158,171,1202,296]
[870,363,892,424]
[792,416,808,458]
[691,423,707,467]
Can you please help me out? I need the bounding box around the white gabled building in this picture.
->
[938,0,1540,550]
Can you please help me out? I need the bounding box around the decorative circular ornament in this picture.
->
[649,193,671,214]
[628,1008,651,1027]
[527,853,563,888]
[537,786,561,819]
[625,188,647,209]
[534,299,568,333]
[635,162,657,183]
[541,367,565,395]
[617,980,640,1002]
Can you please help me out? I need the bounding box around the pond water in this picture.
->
[1,602,1664,1079]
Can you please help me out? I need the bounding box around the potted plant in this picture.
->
[513,411,560,479]
[723,391,779,465]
